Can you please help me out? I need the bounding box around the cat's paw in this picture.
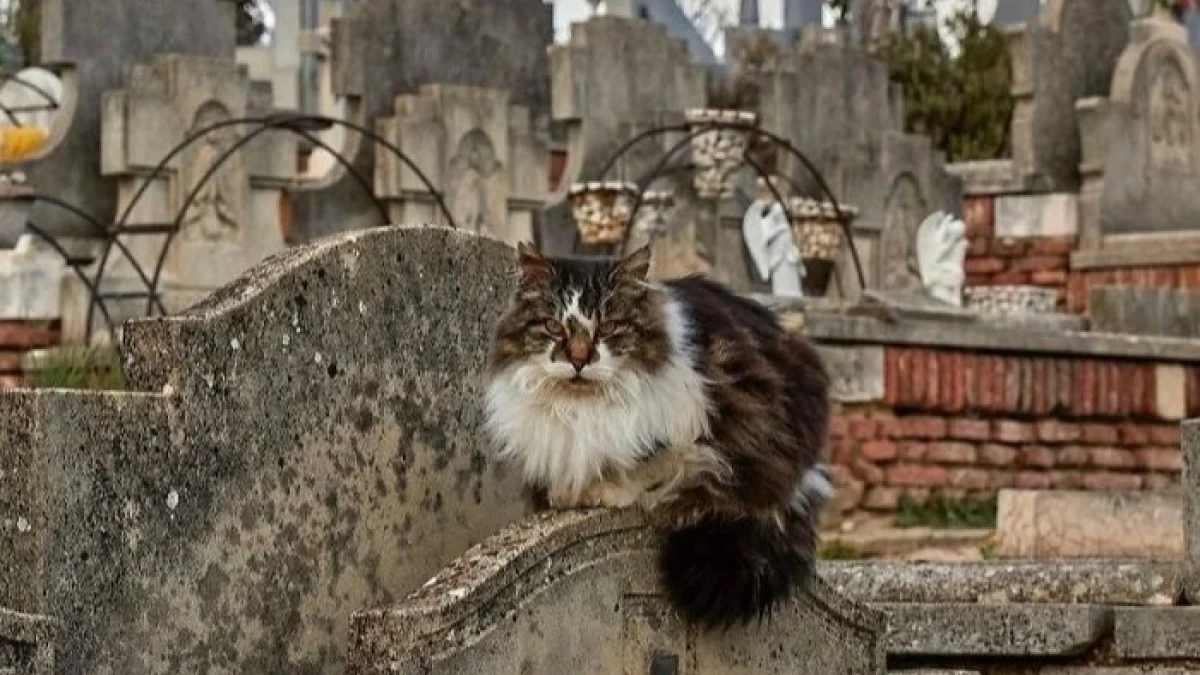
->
[579,481,639,509]
[546,489,584,510]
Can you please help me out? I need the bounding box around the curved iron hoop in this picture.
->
[0,70,62,128]
[33,193,168,315]
[142,116,390,316]
[24,220,117,337]
[87,112,453,331]
[592,120,867,290]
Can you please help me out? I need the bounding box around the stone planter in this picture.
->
[568,181,638,246]
[0,173,34,249]
[632,190,674,238]
[965,285,1059,316]
[788,197,858,297]
[684,109,758,200]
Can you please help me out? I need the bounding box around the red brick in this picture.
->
[852,458,885,484]
[978,443,1018,466]
[886,416,948,440]
[1076,362,1097,417]
[847,417,880,441]
[887,464,949,487]
[962,354,980,412]
[947,468,994,490]
[1030,269,1068,286]
[944,353,965,413]
[1014,471,1053,489]
[924,349,940,409]
[0,321,60,349]
[1037,420,1081,444]
[1081,472,1143,491]
[884,349,901,406]
[965,258,1005,275]
[1057,446,1091,467]
[990,238,1029,258]
[1090,447,1137,469]
[1019,445,1056,468]
[1032,359,1050,415]
[1029,237,1076,255]
[992,270,1032,285]
[1102,363,1122,417]
[967,237,989,257]
[1149,424,1181,447]
[1080,423,1119,445]
[1125,365,1145,417]
[0,350,22,373]
[897,442,927,461]
[1013,255,1067,273]
[927,442,977,465]
[994,420,1035,444]
[964,196,994,238]
[1053,359,1074,415]
[1118,424,1151,446]
[862,486,902,510]
[830,441,855,465]
[978,357,996,412]
[861,440,898,462]
[1066,273,1086,313]
[1145,473,1179,490]
[1049,470,1083,489]
[907,350,926,408]
[948,419,991,441]
[1135,447,1182,472]
[830,417,849,439]
[0,373,22,389]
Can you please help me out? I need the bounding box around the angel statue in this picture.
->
[742,177,804,298]
[913,211,968,307]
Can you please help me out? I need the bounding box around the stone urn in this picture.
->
[631,190,674,239]
[964,285,1059,316]
[569,181,639,246]
[0,172,35,248]
[788,197,858,297]
[684,109,758,200]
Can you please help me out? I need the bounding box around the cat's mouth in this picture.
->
[553,376,604,396]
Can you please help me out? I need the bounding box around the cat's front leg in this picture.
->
[578,477,642,509]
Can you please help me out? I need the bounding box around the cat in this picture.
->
[484,242,834,628]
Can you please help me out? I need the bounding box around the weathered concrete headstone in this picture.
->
[0,226,531,675]
[1005,0,1131,191]
[1073,13,1200,264]
[90,53,294,338]
[27,0,237,243]
[375,84,548,245]
[291,0,553,242]
[348,510,886,675]
[1184,419,1200,603]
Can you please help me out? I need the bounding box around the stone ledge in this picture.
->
[1072,235,1200,270]
[1114,607,1200,659]
[806,313,1200,363]
[879,603,1112,656]
[823,561,1180,606]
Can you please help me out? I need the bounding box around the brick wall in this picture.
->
[0,320,61,388]
[829,345,1188,514]
[963,196,1073,309]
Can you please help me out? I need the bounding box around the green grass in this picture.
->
[25,346,126,391]
[895,492,997,529]
[818,541,861,560]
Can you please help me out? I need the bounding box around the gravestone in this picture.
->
[347,510,886,675]
[290,0,554,242]
[86,53,294,339]
[26,0,237,244]
[1073,12,1200,264]
[1005,0,1131,191]
[0,226,531,675]
[375,84,549,245]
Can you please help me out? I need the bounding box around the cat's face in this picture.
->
[490,243,672,396]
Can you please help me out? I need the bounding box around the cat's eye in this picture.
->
[595,321,620,338]
[544,319,566,338]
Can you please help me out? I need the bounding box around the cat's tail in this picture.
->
[658,463,835,629]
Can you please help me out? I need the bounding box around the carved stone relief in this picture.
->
[879,173,927,292]
[446,128,506,238]
[1148,56,1193,171]
[181,101,246,242]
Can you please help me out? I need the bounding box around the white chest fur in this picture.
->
[484,295,710,497]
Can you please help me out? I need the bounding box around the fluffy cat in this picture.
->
[484,242,834,628]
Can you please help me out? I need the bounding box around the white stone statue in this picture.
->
[913,211,968,307]
[742,186,805,298]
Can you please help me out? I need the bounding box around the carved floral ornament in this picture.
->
[1128,0,1196,19]
[684,109,758,200]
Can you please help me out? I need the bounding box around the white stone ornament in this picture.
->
[914,211,968,307]
[742,198,805,298]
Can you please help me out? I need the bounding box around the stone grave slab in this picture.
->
[348,509,886,675]
[0,225,530,675]
[1184,419,1200,603]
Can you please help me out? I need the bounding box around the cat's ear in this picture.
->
[613,244,652,283]
[516,242,552,287]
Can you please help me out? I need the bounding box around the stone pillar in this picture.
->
[1184,419,1200,603]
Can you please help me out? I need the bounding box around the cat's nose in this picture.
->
[566,339,594,372]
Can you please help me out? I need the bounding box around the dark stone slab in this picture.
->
[0,226,530,675]
[1114,607,1200,659]
[1184,419,1200,603]
[879,603,1112,656]
[1090,286,1200,338]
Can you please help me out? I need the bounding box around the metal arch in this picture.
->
[586,118,868,291]
[0,69,62,128]
[23,221,118,337]
[141,115,392,316]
